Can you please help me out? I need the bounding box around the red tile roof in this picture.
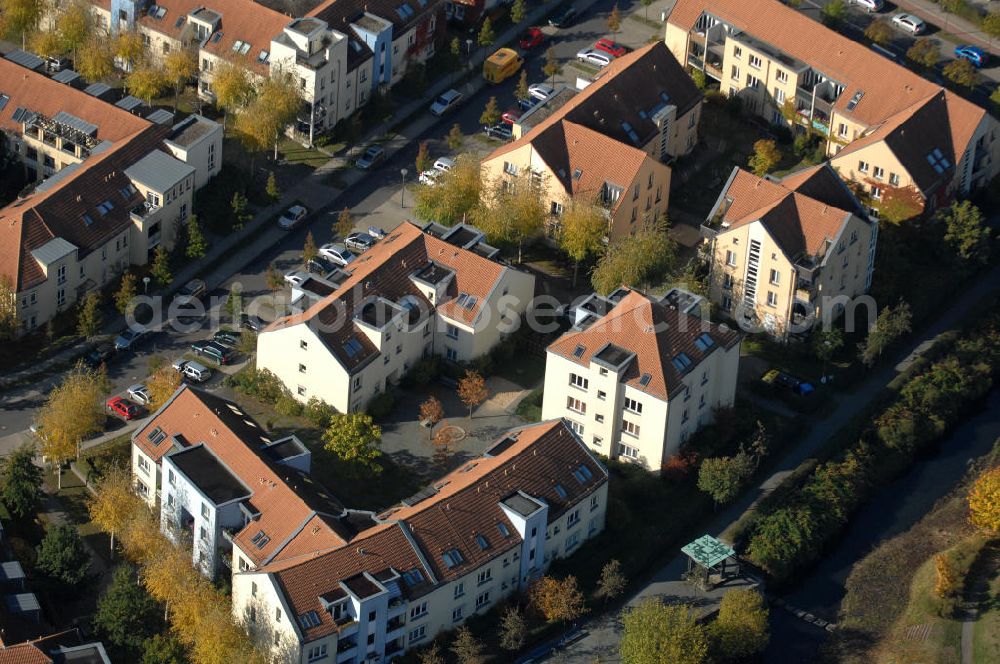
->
[548,290,741,401]
[0,629,87,664]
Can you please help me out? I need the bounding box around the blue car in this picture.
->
[954,45,987,68]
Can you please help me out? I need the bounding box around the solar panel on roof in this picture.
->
[84,82,111,97]
[53,111,98,136]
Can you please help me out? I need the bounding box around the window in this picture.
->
[591,495,600,511]
[477,568,492,585]
[299,611,322,629]
[409,626,426,642]
[748,54,762,69]
[475,534,490,551]
[671,353,692,372]
[622,419,640,437]
[566,532,580,551]
[595,414,604,423]
[699,394,707,410]
[297,386,307,397]
[275,608,282,622]
[452,607,464,622]
[624,397,642,414]
[730,65,740,81]
[56,264,66,285]
[873,166,884,180]
[446,324,459,339]
[138,455,150,474]
[300,340,308,350]
[475,591,490,608]
[769,268,780,285]
[569,373,588,390]
[695,333,715,352]
[858,161,869,174]
[446,347,458,361]
[168,469,175,486]
[682,407,690,423]
[871,185,883,200]
[568,420,584,436]
[442,548,465,568]
[409,602,428,620]
[298,363,306,373]
[774,88,785,104]
[454,582,465,598]
[889,172,900,186]
[746,74,760,89]
[725,250,737,266]
[199,526,208,541]
[618,443,638,459]
[733,46,742,58]
[838,123,849,138]
[593,435,603,447]
[307,644,328,662]
[776,69,788,83]
[767,291,778,307]
[403,568,425,586]
[567,509,580,528]
[566,396,586,414]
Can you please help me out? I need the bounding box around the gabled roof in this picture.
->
[309,0,439,33]
[263,222,508,374]
[711,165,863,259]
[257,420,606,642]
[548,290,741,401]
[0,629,91,664]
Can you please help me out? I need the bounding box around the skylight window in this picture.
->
[298,611,321,628]
[671,353,692,372]
[147,426,167,445]
[573,168,582,180]
[573,344,585,358]
[251,530,270,549]
[96,200,114,215]
[475,534,490,550]
[402,568,424,586]
[240,42,251,55]
[554,483,568,499]
[621,121,640,144]
[81,213,94,226]
[497,521,511,538]
[442,548,465,568]
[572,464,593,484]
[846,90,864,111]
[926,149,951,175]
[343,338,363,357]
[694,333,715,352]
[232,40,245,53]
[0,95,8,112]
[257,50,270,64]
[211,32,223,44]
[638,372,652,386]
[11,107,27,123]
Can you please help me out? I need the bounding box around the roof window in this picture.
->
[343,338,364,357]
[298,611,321,628]
[639,372,652,386]
[442,548,465,568]
[251,530,270,549]
[572,464,593,484]
[573,344,585,358]
[497,521,511,537]
[554,483,568,499]
[475,534,490,550]
[402,568,424,586]
[671,353,692,372]
[694,333,715,352]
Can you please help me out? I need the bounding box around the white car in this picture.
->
[891,13,925,35]
[127,384,151,405]
[430,89,463,116]
[278,205,308,230]
[284,270,308,287]
[851,0,883,12]
[419,168,442,186]
[433,157,456,172]
[577,48,612,68]
[528,83,555,101]
[319,243,356,267]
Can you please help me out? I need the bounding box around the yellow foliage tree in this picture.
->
[146,365,182,410]
[164,48,197,111]
[934,553,957,598]
[530,575,586,623]
[28,28,62,58]
[55,0,94,62]
[114,30,146,72]
[211,61,253,127]
[968,466,1000,533]
[76,36,115,82]
[127,64,168,106]
[87,463,141,556]
[36,364,105,488]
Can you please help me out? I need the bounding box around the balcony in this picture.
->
[130,202,159,223]
[700,212,727,239]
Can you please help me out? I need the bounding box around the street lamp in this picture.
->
[142,276,151,294]
[400,168,408,208]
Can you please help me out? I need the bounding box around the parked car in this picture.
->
[284,270,309,287]
[519,27,545,49]
[345,232,376,252]
[319,243,356,266]
[850,0,883,12]
[174,359,212,382]
[955,45,987,68]
[356,145,385,170]
[45,56,70,73]
[191,340,236,365]
[277,205,308,230]
[172,358,191,373]
[127,384,152,406]
[433,157,456,172]
[240,313,265,333]
[114,325,148,352]
[762,369,816,396]
[528,83,555,101]
[368,226,387,240]
[82,342,115,369]
[430,89,463,116]
[891,13,925,35]
[548,6,577,28]
[212,329,242,348]
[306,256,338,276]
[484,123,513,141]
[419,168,443,186]
[106,396,140,421]
[501,108,522,125]
[176,278,206,302]
[577,48,613,68]
[175,278,207,318]
[517,97,537,113]
[594,38,628,57]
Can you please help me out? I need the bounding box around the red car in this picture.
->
[594,38,628,58]
[519,27,545,50]
[106,396,139,421]
[501,109,522,125]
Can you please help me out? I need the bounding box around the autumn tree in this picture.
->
[419,395,444,440]
[89,464,140,556]
[511,0,526,24]
[76,291,103,339]
[335,206,353,238]
[984,12,1000,44]
[748,139,781,176]
[231,191,251,230]
[939,200,991,264]
[620,599,708,664]
[323,412,383,472]
[56,0,94,64]
[28,28,61,58]
[36,365,105,488]
[858,300,912,367]
[146,365,181,410]
[813,326,844,378]
[530,575,586,623]
[474,174,545,262]
[0,0,43,48]
[875,184,924,224]
[447,123,464,150]
[480,96,501,126]
[76,37,115,82]
[414,154,481,225]
[235,73,301,162]
[595,558,627,602]
[708,588,769,662]
[212,61,253,126]
[185,214,209,259]
[592,219,676,294]
[457,370,489,417]
[478,17,495,48]
[303,231,318,264]
[863,19,892,46]
[266,171,281,202]
[934,553,958,598]
[559,198,607,285]
[906,38,939,69]
[0,274,15,341]
[415,140,431,173]
[608,3,621,36]
[968,466,1000,533]
[36,523,91,587]
[943,58,979,89]
[93,564,161,661]
[515,69,530,103]
[114,272,138,315]
[127,64,167,106]
[151,245,172,286]
[450,626,486,664]
[418,642,445,664]
[0,443,42,519]
[544,47,559,84]
[163,48,197,111]
[265,263,284,293]
[114,30,145,75]
[697,451,756,505]
[498,606,526,651]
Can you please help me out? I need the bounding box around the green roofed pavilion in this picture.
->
[681,534,738,590]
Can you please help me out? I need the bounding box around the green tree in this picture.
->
[94,564,160,660]
[511,0,526,24]
[76,37,115,82]
[544,46,559,84]
[943,58,979,89]
[114,272,138,315]
[414,154,482,226]
[690,68,707,91]
[708,588,770,662]
[697,451,756,505]
[150,245,172,287]
[863,19,892,46]
[984,12,1000,44]
[76,291,103,339]
[474,173,546,262]
[450,626,486,664]
[858,300,912,367]
[515,69,530,103]
[939,200,991,264]
[303,231,318,264]
[748,139,781,176]
[821,0,846,27]
[141,634,187,664]
[906,38,939,69]
[498,606,526,651]
[185,215,209,259]
[36,523,91,587]
[163,48,197,111]
[0,0,43,48]
[36,365,104,488]
[335,206,353,238]
[0,273,16,341]
[478,17,495,48]
[592,219,676,294]
[415,141,432,173]
[608,3,621,36]
[620,599,709,664]
[447,123,464,151]
[595,558,627,602]
[266,171,281,202]
[323,412,383,472]
[231,191,251,230]
[813,327,844,378]
[559,199,607,285]
[480,96,501,126]
[56,0,94,64]
[0,443,42,519]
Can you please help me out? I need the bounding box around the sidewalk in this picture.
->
[896,0,1000,55]
[561,261,1000,662]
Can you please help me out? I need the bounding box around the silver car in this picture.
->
[127,384,152,405]
[576,48,612,68]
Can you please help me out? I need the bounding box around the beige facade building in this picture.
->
[0,58,220,335]
[702,164,878,339]
[542,289,742,471]
[256,222,535,413]
[665,0,1000,214]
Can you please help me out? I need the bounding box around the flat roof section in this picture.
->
[169,445,250,505]
[502,493,544,518]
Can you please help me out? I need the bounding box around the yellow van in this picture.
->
[483,48,524,84]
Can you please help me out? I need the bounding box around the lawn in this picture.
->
[972,542,1000,663]
[278,138,332,169]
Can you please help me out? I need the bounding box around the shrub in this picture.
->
[275,395,304,417]
[515,386,543,422]
[225,367,288,404]
[402,356,440,387]
[367,392,396,421]
[303,397,336,427]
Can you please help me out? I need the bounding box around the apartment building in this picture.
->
[0,629,111,663]
[257,221,535,413]
[0,57,220,334]
[231,419,607,663]
[542,288,742,471]
[702,163,878,338]
[665,0,1000,212]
